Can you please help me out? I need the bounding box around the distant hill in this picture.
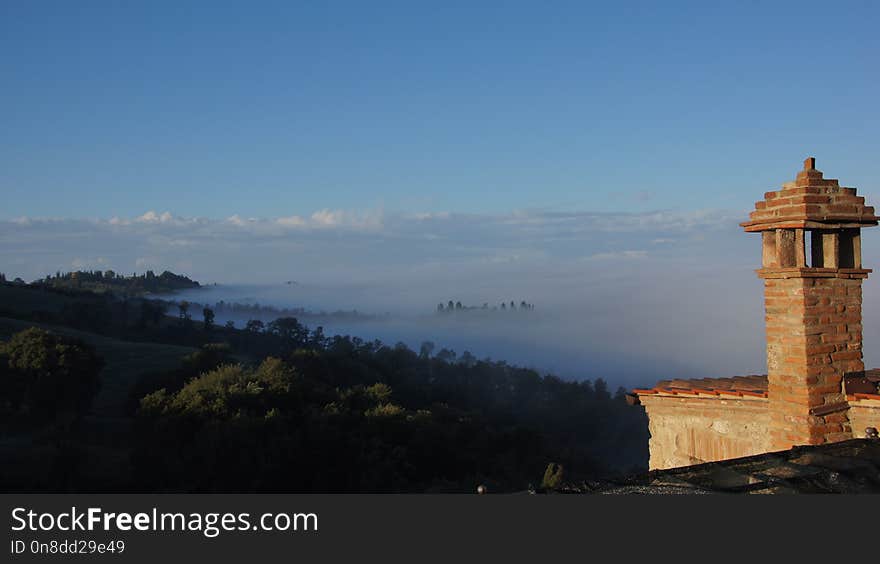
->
[29,270,199,296]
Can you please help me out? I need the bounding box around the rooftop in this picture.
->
[556,439,880,494]
[632,374,768,400]
[631,370,880,403]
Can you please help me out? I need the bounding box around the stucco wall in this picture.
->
[640,395,772,470]
[848,399,880,437]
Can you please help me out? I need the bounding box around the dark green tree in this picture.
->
[436,348,456,363]
[178,301,190,326]
[310,326,326,348]
[139,300,165,327]
[268,317,308,345]
[419,341,435,359]
[203,307,215,331]
[1,328,103,422]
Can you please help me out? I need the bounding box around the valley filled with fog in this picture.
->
[10,210,880,390]
[166,261,771,390]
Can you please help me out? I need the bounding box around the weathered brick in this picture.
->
[641,160,878,470]
[750,163,875,451]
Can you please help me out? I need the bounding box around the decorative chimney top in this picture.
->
[741,158,878,233]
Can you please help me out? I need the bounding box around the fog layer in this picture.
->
[6,208,880,389]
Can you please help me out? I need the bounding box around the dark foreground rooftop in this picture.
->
[555,439,880,494]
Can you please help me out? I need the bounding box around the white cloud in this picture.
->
[71,257,110,270]
[276,209,384,231]
[226,215,251,226]
[408,211,451,221]
[0,207,748,289]
[584,250,649,261]
[135,257,159,269]
[136,211,174,224]
[276,215,307,227]
[165,239,197,247]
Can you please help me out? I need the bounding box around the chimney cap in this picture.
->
[741,157,879,232]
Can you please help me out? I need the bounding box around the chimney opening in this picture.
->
[804,230,813,267]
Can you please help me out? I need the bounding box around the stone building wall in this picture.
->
[640,395,771,470]
[848,398,880,436]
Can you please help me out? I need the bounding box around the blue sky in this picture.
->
[2,1,878,219]
[2,1,880,382]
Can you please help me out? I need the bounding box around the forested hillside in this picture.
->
[28,270,199,296]
[0,278,648,492]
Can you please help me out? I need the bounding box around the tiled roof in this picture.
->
[631,370,880,402]
[845,369,880,401]
[633,375,768,399]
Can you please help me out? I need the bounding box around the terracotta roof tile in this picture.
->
[848,393,880,401]
[844,371,880,399]
[635,369,880,402]
[635,374,769,398]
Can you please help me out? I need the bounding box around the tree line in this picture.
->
[196,300,376,320]
[437,300,536,313]
[32,270,199,296]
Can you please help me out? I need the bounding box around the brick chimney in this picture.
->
[742,158,878,450]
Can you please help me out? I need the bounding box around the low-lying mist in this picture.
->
[9,208,880,390]
[170,258,771,390]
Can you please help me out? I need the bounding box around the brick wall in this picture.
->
[640,395,771,470]
[762,274,864,449]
